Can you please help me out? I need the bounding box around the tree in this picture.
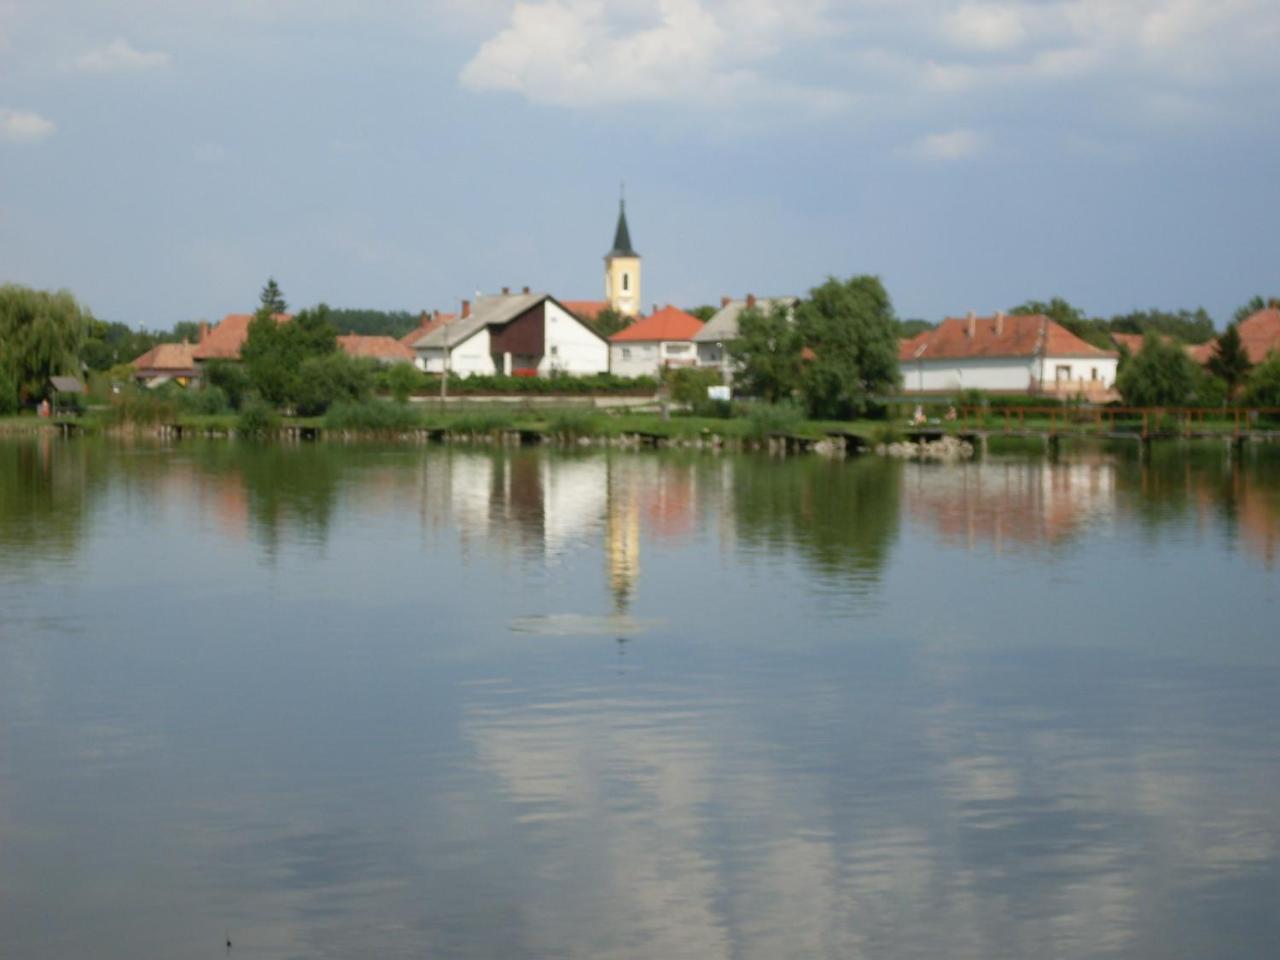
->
[293,353,374,416]
[686,305,718,323]
[728,302,803,404]
[0,285,92,400]
[325,308,418,338]
[588,307,630,339]
[1116,334,1199,406]
[1109,307,1215,344]
[1011,297,1112,350]
[897,318,934,337]
[1233,296,1279,324]
[1206,323,1251,399]
[1243,353,1280,408]
[795,275,900,419]
[386,362,421,403]
[240,303,337,407]
[259,277,288,315]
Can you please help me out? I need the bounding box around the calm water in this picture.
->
[2,437,1278,959]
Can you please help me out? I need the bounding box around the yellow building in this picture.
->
[604,199,641,318]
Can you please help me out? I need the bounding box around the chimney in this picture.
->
[501,286,510,295]
[721,296,732,308]
[461,299,471,319]
[199,321,209,344]
[522,286,530,295]
[995,311,1005,336]
[432,310,440,321]
[419,310,429,324]
[967,311,976,338]
[652,303,659,315]
[746,293,757,309]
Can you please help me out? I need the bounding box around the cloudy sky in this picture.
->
[1,0,1277,328]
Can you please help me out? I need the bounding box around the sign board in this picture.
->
[707,385,731,402]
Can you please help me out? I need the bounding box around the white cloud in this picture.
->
[73,38,172,73]
[459,0,839,108]
[904,128,983,161]
[0,109,55,143]
[942,3,1028,51]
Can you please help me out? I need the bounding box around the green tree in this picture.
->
[796,275,900,419]
[0,367,17,415]
[240,304,337,407]
[326,308,419,338]
[259,277,288,315]
[171,320,205,342]
[728,302,803,404]
[293,353,374,416]
[589,307,631,338]
[1206,323,1252,398]
[1011,297,1112,350]
[897,318,934,337]
[385,362,421,403]
[0,285,92,399]
[1116,334,1199,406]
[1109,307,1215,344]
[686,305,718,323]
[1243,353,1280,408]
[204,360,252,410]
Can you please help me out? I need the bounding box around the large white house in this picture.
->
[608,305,704,377]
[900,312,1119,399]
[408,292,609,377]
[692,295,799,380]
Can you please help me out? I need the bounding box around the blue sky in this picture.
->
[1,0,1277,329]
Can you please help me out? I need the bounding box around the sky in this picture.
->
[1,0,1277,329]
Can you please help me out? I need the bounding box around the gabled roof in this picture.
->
[133,341,197,372]
[610,306,704,343]
[900,314,1117,362]
[692,297,799,343]
[337,334,415,362]
[1190,308,1280,366]
[192,312,292,361]
[562,300,612,322]
[49,376,84,393]
[399,313,456,347]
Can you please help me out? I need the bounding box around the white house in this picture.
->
[608,305,704,378]
[692,294,799,380]
[408,292,609,377]
[900,312,1119,399]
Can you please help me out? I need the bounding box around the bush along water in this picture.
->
[323,399,421,434]
[236,398,280,438]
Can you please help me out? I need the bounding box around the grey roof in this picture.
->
[410,293,546,350]
[49,376,84,393]
[692,297,799,343]
[607,200,637,258]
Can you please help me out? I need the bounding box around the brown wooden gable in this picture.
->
[488,302,546,357]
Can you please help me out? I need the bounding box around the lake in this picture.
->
[1,436,1278,959]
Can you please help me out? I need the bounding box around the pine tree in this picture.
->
[1207,323,1251,399]
[259,277,288,315]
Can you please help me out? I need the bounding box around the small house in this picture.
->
[609,306,704,377]
[693,295,799,379]
[131,341,197,387]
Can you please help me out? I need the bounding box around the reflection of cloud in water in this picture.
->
[509,614,662,637]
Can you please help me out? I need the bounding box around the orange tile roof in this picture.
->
[1110,333,1145,354]
[900,314,1117,362]
[563,300,611,322]
[132,341,197,372]
[1191,308,1280,366]
[609,305,703,343]
[192,313,292,361]
[400,312,456,347]
[337,334,415,362]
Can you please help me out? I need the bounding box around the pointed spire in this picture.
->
[608,191,637,258]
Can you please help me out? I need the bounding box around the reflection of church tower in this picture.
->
[604,195,641,317]
[606,463,641,615]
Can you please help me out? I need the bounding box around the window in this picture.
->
[666,343,691,355]
[1091,367,1099,381]
[550,345,559,356]
[622,348,631,360]
[622,273,629,292]
[1055,365,1071,381]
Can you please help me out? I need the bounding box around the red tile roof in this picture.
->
[337,334,415,362]
[900,314,1116,362]
[1190,308,1280,366]
[132,341,197,373]
[563,300,611,322]
[192,313,292,361]
[609,305,704,343]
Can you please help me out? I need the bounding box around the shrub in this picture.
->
[664,366,723,407]
[236,398,279,437]
[294,353,375,417]
[450,410,515,435]
[1117,335,1198,407]
[204,361,252,411]
[179,385,231,416]
[1244,353,1280,408]
[0,368,17,415]
[743,401,803,440]
[546,408,603,438]
[324,399,421,433]
[105,390,178,425]
[385,362,422,403]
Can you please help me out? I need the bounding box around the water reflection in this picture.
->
[1,438,1279,958]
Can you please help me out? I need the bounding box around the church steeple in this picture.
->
[604,189,641,317]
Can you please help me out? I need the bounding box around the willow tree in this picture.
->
[0,285,92,400]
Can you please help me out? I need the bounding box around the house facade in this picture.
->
[609,306,703,377]
[692,295,799,380]
[408,293,609,377]
[900,312,1119,399]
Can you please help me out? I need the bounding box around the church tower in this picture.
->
[604,196,641,317]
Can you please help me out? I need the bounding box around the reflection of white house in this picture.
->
[692,295,799,380]
[609,306,704,378]
[408,292,609,377]
[900,312,1119,399]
